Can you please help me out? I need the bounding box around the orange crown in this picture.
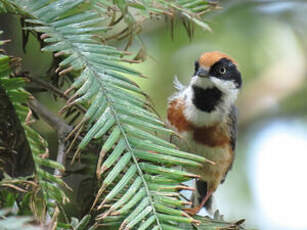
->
[199,51,237,68]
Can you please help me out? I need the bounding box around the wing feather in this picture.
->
[221,105,238,183]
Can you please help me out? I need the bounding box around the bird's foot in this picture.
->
[183,206,201,216]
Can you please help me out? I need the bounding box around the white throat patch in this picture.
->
[181,75,238,127]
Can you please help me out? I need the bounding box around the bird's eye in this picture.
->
[219,67,226,74]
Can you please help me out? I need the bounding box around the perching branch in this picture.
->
[28,98,71,176]
[28,97,72,136]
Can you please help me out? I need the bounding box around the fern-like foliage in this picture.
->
[0,0,216,229]
[0,31,68,225]
[128,0,216,31]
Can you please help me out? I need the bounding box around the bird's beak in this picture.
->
[196,67,209,78]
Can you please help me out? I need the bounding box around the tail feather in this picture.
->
[192,180,213,212]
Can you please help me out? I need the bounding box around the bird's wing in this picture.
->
[221,105,238,183]
[229,105,238,152]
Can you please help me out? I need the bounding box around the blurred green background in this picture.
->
[1,1,307,230]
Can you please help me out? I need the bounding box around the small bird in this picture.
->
[167,51,242,215]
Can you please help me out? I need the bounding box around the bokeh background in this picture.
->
[134,1,307,230]
[1,1,307,230]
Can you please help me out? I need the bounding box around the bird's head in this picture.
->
[191,51,242,96]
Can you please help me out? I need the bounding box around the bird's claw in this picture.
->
[183,206,201,216]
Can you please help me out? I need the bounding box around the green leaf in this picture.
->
[134,150,202,167]
[114,188,146,215]
[0,77,26,89]
[109,177,142,211]
[100,164,137,205]
[102,153,132,184]
[75,215,91,230]
[99,139,126,173]
[137,215,156,230]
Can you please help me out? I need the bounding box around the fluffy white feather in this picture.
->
[173,75,185,91]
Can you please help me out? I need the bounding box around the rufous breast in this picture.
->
[167,99,231,148]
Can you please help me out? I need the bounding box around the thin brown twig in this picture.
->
[48,206,60,230]
[109,13,124,27]
[0,184,28,193]
[26,76,87,113]
[65,123,84,154]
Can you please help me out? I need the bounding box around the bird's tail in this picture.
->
[192,180,214,213]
